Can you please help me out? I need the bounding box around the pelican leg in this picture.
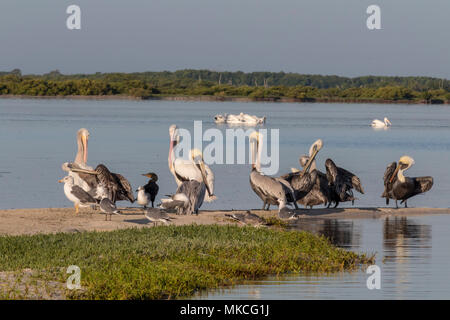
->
[334,201,339,209]
[262,201,267,210]
[293,202,299,210]
[75,203,79,214]
[404,201,408,208]
[151,202,154,208]
[395,200,399,209]
[266,204,270,211]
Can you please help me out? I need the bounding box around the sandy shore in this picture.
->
[1,207,449,236]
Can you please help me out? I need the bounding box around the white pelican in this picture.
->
[162,149,212,215]
[58,176,96,213]
[63,128,135,204]
[371,117,392,128]
[214,113,266,125]
[249,131,297,219]
[136,173,159,208]
[382,156,433,208]
[168,125,216,202]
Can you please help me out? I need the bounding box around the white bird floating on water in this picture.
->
[214,113,266,125]
[371,117,392,129]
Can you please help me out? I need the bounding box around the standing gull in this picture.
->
[58,176,96,213]
[144,208,172,226]
[99,198,121,221]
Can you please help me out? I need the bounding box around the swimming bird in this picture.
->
[99,198,121,221]
[136,173,159,208]
[58,175,96,213]
[161,149,212,215]
[168,125,216,202]
[249,131,296,218]
[372,117,392,129]
[382,156,433,208]
[225,211,267,226]
[144,208,172,226]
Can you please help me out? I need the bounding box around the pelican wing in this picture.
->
[275,177,296,204]
[250,170,285,205]
[325,159,363,203]
[383,162,398,186]
[413,176,434,195]
[113,173,135,203]
[71,185,96,204]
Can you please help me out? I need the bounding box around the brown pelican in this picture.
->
[280,139,322,205]
[144,208,172,226]
[325,158,365,207]
[249,131,297,218]
[382,156,433,208]
[161,149,212,215]
[292,140,331,209]
[168,125,216,202]
[99,198,121,221]
[136,173,159,208]
[292,139,364,208]
[63,128,135,204]
[58,176,96,213]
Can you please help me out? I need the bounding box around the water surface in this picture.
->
[1,98,449,210]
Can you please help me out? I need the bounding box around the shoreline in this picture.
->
[1,207,449,236]
[0,94,448,105]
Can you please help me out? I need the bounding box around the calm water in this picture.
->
[1,99,450,299]
[197,215,450,300]
[1,98,449,210]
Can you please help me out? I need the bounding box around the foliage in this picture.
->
[0,69,448,103]
[0,225,374,299]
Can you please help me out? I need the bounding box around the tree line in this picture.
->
[0,69,448,103]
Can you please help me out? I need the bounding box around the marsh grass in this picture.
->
[0,225,374,299]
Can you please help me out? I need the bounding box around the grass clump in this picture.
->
[0,225,374,299]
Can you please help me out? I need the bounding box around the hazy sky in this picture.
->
[0,0,449,78]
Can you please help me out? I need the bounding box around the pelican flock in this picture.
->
[58,125,435,223]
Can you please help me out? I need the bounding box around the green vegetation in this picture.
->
[1,69,448,103]
[0,225,373,299]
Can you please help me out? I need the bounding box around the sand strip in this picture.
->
[0,207,449,236]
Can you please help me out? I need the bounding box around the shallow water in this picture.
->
[1,98,450,300]
[196,214,450,300]
[1,98,449,210]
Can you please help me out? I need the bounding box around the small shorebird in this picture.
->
[371,117,392,129]
[278,207,298,220]
[99,198,121,221]
[225,211,266,226]
[58,175,97,214]
[136,173,159,208]
[144,208,172,226]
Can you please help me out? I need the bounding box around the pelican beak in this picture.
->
[197,160,212,197]
[390,164,401,183]
[81,134,88,164]
[70,168,99,175]
[303,146,319,173]
[58,178,64,183]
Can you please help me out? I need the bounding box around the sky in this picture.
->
[0,0,449,78]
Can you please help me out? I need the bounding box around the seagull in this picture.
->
[58,175,96,214]
[99,198,121,221]
[225,211,266,226]
[144,208,172,226]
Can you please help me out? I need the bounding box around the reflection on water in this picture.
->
[196,215,450,299]
[291,218,360,248]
